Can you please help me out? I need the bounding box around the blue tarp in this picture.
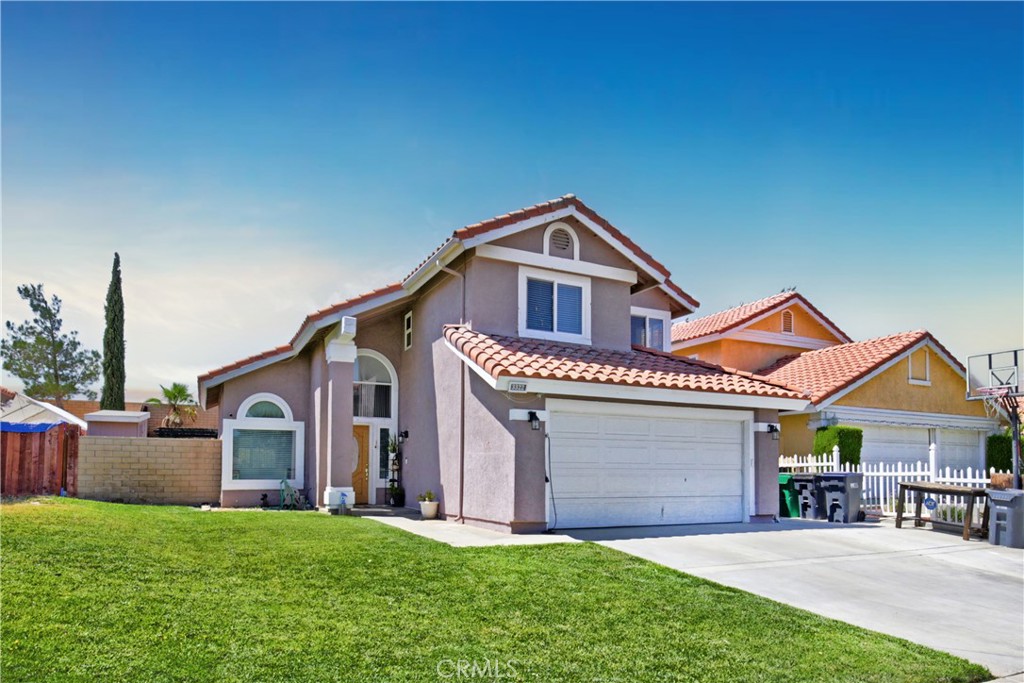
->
[0,422,60,433]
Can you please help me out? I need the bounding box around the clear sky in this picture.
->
[2,2,1022,401]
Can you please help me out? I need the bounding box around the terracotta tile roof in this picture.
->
[756,330,959,405]
[671,291,849,344]
[1,386,16,403]
[444,326,803,399]
[287,283,404,346]
[198,344,295,383]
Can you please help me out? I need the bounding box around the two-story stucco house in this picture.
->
[198,195,807,532]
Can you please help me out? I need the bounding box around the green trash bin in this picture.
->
[778,473,801,518]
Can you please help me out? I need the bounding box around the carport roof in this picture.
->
[443,326,804,399]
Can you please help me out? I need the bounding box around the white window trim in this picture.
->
[517,265,592,344]
[354,349,399,421]
[403,311,413,351]
[223,393,304,491]
[781,310,795,335]
[542,221,580,260]
[909,348,931,386]
[238,392,295,421]
[630,306,672,352]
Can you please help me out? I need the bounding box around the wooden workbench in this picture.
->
[895,481,989,541]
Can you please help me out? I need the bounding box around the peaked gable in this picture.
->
[757,330,966,407]
[671,292,850,347]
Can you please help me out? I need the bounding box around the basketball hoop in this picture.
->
[967,350,1023,489]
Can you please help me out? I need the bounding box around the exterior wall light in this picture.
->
[767,424,780,441]
[397,430,409,444]
[528,411,540,431]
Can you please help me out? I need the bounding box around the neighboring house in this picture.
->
[0,387,88,430]
[198,195,807,532]
[671,293,997,469]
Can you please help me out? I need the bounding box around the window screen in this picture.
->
[526,279,554,332]
[232,429,295,480]
[556,284,583,334]
[649,318,664,350]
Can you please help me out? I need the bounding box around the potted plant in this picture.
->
[417,490,438,519]
[388,481,405,507]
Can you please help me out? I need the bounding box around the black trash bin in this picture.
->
[814,472,864,523]
[791,473,824,520]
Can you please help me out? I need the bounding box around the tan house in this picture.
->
[671,292,997,469]
[198,195,807,532]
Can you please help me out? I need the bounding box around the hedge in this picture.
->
[813,426,863,466]
[987,434,1014,471]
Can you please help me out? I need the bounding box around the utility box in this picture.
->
[814,472,864,523]
[791,473,823,520]
[987,489,1024,549]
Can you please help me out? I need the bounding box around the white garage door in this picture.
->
[859,426,931,466]
[546,402,749,529]
[857,425,984,470]
[937,429,984,470]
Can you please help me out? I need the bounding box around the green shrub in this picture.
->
[987,434,1013,471]
[813,426,863,466]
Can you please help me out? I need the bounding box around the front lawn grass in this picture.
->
[1,498,989,682]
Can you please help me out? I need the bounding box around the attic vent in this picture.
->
[781,310,794,334]
[549,228,573,254]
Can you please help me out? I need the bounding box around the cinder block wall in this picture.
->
[77,437,221,505]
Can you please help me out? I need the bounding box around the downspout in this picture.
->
[437,260,467,524]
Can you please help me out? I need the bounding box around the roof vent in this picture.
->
[549,227,573,253]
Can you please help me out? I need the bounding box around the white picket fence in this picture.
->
[780,445,1010,524]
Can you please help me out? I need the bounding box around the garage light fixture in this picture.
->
[528,411,541,431]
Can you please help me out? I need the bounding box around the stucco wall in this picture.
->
[745,305,843,343]
[834,352,987,416]
[719,339,812,374]
[463,255,632,352]
[490,216,636,270]
[753,408,781,519]
[86,420,148,438]
[219,352,311,425]
[630,287,675,312]
[780,413,816,456]
[399,267,463,514]
[673,340,723,365]
[77,436,220,505]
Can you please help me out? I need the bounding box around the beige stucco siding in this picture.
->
[833,353,986,416]
[630,287,675,312]
[780,413,816,456]
[745,306,843,343]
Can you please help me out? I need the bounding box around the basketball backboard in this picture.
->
[966,349,1023,400]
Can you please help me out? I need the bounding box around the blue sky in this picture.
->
[2,2,1021,399]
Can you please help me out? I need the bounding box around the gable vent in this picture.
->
[549,228,573,254]
[781,310,794,334]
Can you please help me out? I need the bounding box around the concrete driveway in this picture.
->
[564,519,1024,678]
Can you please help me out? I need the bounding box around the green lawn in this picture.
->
[1,499,989,683]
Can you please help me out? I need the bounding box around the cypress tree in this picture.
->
[99,252,125,410]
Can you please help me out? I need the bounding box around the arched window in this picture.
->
[224,393,304,490]
[781,310,795,334]
[245,401,285,418]
[354,351,396,418]
[543,222,580,260]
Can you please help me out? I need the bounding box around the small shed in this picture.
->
[84,410,150,437]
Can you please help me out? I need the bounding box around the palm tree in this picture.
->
[145,382,198,428]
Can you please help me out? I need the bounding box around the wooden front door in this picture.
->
[352,425,370,504]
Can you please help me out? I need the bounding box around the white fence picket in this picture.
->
[780,452,1009,519]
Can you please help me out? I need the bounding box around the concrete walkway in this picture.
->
[564,518,1024,677]
[363,514,580,548]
